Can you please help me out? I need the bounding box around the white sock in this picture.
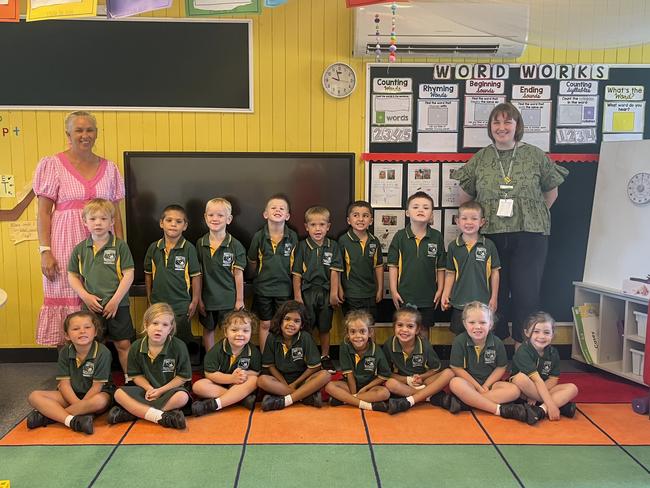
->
[124,374,130,383]
[215,398,223,411]
[144,408,164,423]
[284,395,293,406]
[540,404,548,413]
[406,396,415,406]
[495,404,501,416]
[64,415,74,427]
[358,400,372,410]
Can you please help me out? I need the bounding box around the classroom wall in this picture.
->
[2,0,650,348]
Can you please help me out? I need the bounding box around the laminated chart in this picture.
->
[556,96,599,126]
[372,94,413,126]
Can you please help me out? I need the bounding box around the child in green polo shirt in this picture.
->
[325,310,390,411]
[257,300,331,411]
[510,312,578,421]
[338,201,384,321]
[68,198,134,381]
[191,309,262,416]
[388,191,445,329]
[382,306,455,414]
[108,303,191,429]
[27,311,114,435]
[448,301,538,424]
[441,201,501,335]
[197,197,247,352]
[248,194,298,351]
[292,206,344,372]
[144,204,201,351]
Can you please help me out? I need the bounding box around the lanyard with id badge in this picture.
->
[493,143,517,218]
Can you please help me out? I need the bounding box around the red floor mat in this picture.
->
[560,372,648,403]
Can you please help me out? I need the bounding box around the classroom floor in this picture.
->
[1,369,649,488]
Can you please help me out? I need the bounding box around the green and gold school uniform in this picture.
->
[68,233,135,341]
[261,331,321,384]
[511,341,561,381]
[291,237,344,332]
[338,229,384,316]
[122,336,192,409]
[339,340,391,389]
[387,225,445,309]
[56,341,115,397]
[449,331,508,385]
[382,335,442,376]
[204,338,262,376]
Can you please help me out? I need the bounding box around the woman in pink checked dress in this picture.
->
[33,111,125,346]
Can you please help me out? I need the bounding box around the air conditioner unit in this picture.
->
[353,1,528,58]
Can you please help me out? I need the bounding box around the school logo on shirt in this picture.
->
[363,357,376,372]
[162,358,176,373]
[291,347,304,361]
[103,249,116,265]
[427,243,437,258]
[82,361,95,377]
[475,247,487,262]
[174,256,186,271]
[322,251,333,266]
[542,361,552,375]
[411,354,424,367]
[368,243,377,256]
[484,349,496,364]
[222,252,234,266]
[283,242,293,257]
[238,358,250,370]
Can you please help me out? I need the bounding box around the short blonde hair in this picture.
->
[222,309,258,331]
[205,197,232,216]
[82,198,115,220]
[305,206,330,223]
[65,111,97,133]
[142,302,176,335]
[462,301,494,328]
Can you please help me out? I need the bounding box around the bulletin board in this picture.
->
[361,62,650,321]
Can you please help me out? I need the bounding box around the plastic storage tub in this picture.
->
[630,349,645,376]
[632,311,647,338]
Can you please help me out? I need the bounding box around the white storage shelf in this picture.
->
[573,282,648,386]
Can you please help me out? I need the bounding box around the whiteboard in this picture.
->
[583,140,650,289]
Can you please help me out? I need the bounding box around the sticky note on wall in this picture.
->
[612,111,635,132]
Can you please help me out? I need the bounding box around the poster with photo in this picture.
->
[407,163,439,204]
[374,209,406,254]
[430,209,442,234]
[441,162,465,207]
[370,163,403,207]
[444,208,461,248]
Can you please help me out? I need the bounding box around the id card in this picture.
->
[497,198,514,217]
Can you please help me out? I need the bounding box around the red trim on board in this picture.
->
[361,153,599,163]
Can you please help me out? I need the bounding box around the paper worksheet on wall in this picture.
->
[556,96,599,126]
[464,95,507,128]
[441,162,465,207]
[417,100,459,132]
[374,209,406,254]
[372,94,413,126]
[370,163,403,207]
[603,101,646,133]
[407,163,439,205]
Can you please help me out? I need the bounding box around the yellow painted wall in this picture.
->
[1,0,650,348]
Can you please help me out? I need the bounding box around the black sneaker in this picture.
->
[371,401,389,412]
[261,394,286,411]
[191,399,217,417]
[529,404,546,422]
[26,410,55,429]
[388,397,412,415]
[320,355,336,373]
[159,410,186,429]
[429,391,448,408]
[107,406,137,425]
[70,415,94,435]
[447,394,465,414]
[559,402,577,418]
[329,396,345,407]
[240,393,257,411]
[500,403,535,424]
[302,391,323,408]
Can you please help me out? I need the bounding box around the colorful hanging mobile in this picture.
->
[389,1,397,62]
[375,13,382,62]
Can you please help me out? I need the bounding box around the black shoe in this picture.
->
[371,401,389,412]
[429,391,448,408]
[70,415,94,435]
[107,406,137,425]
[159,410,186,429]
[320,355,336,373]
[191,399,217,417]
[240,393,257,411]
[302,391,323,408]
[500,403,535,424]
[329,396,345,407]
[388,397,412,415]
[26,410,55,429]
[261,394,285,411]
[447,394,465,414]
[559,402,577,418]
[529,404,546,422]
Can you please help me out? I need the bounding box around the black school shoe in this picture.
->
[301,391,323,408]
[329,396,345,407]
[371,401,389,412]
[429,391,449,408]
[191,399,217,417]
[560,402,577,418]
[261,394,286,411]
[159,410,186,429]
[26,410,55,429]
[529,404,546,422]
[107,406,137,425]
[445,394,470,414]
[388,397,412,415]
[500,403,539,425]
[320,355,336,373]
[240,393,257,411]
[70,415,94,435]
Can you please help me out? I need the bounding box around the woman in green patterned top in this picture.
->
[452,102,568,347]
